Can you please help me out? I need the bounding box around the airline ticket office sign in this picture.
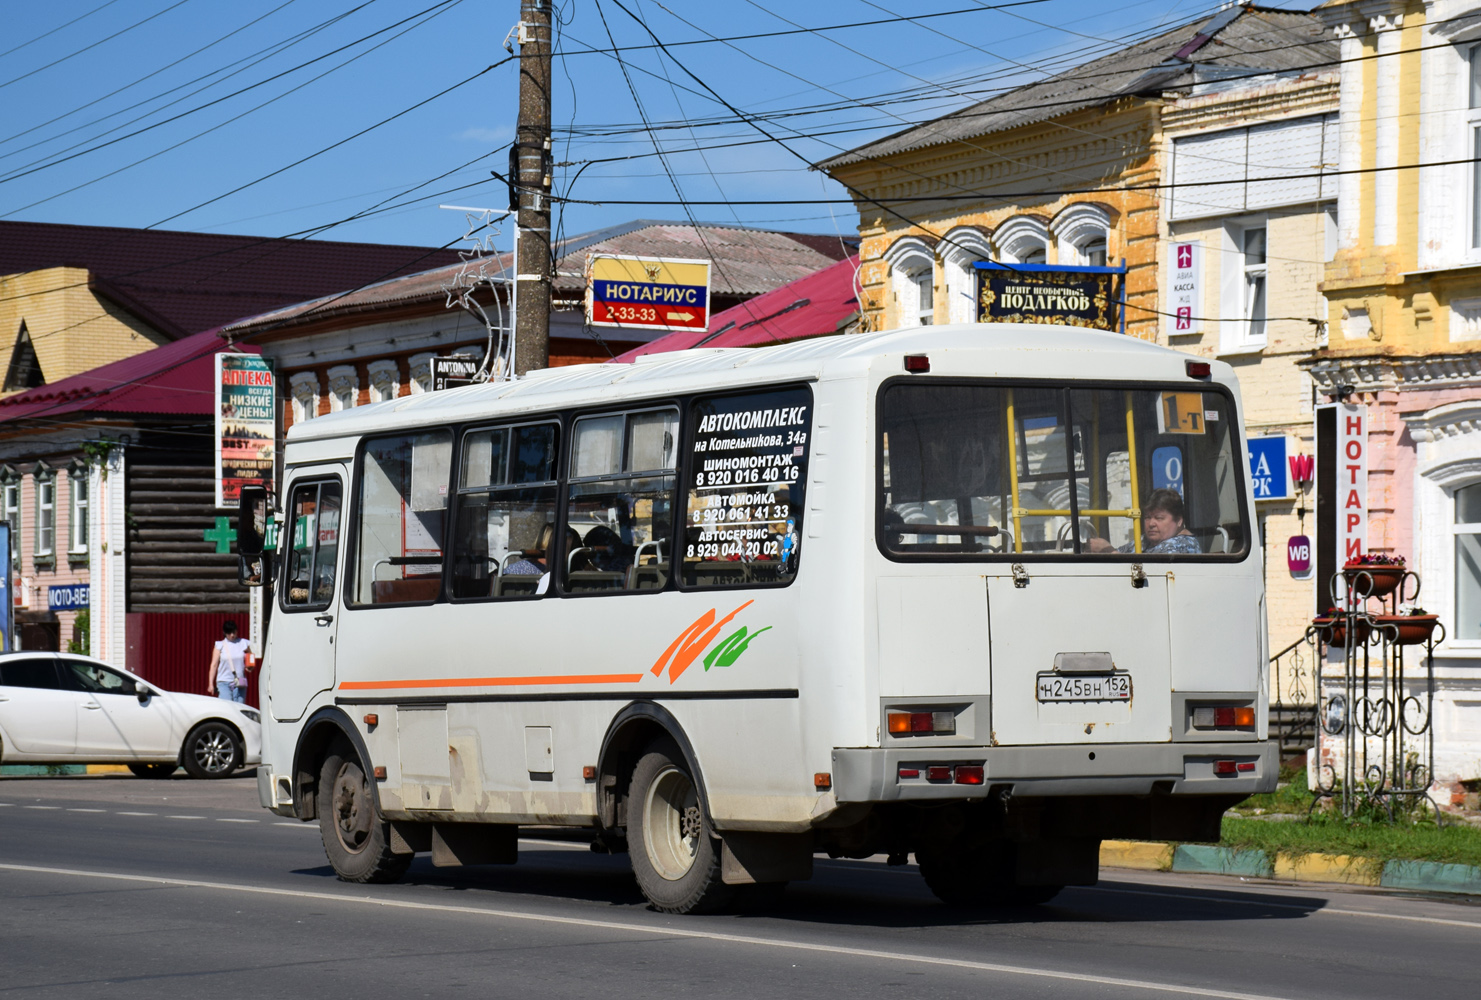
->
[587,254,710,332]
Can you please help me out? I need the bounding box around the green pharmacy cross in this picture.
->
[204,517,237,554]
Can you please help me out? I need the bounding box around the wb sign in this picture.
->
[1247,437,1291,501]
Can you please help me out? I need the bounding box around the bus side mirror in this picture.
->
[238,486,269,556]
[239,553,268,588]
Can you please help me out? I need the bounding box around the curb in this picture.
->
[1101,840,1481,895]
[1,764,132,776]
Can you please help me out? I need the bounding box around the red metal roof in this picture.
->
[0,221,463,337]
[0,329,252,421]
[610,256,860,362]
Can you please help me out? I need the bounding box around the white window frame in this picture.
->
[1409,400,1481,654]
[940,227,993,325]
[993,216,1051,265]
[1051,203,1112,267]
[2,474,18,566]
[327,365,358,413]
[1454,481,1481,645]
[367,359,401,404]
[1470,44,1481,251]
[68,465,88,556]
[883,237,937,329]
[408,353,435,394]
[35,469,55,560]
[1218,217,1268,354]
[289,371,320,424]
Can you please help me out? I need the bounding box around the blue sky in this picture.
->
[1,0,1288,254]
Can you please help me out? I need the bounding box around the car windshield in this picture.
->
[879,382,1248,558]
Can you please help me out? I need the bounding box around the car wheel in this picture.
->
[127,763,177,779]
[181,722,242,779]
[627,737,734,914]
[317,738,410,884]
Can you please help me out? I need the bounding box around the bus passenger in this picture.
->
[505,524,581,594]
[1087,488,1201,555]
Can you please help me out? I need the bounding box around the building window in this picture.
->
[1456,482,1481,641]
[993,216,1051,265]
[1242,226,1267,343]
[2,476,18,566]
[289,372,319,424]
[883,237,937,329]
[913,272,935,326]
[939,227,993,324]
[35,471,55,560]
[367,359,400,404]
[69,468,88,556]
[1471,45,1481,249]
[327,366,357,413]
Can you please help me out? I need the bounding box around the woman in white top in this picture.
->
[208,620,252,703]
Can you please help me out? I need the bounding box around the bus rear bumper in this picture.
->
[831,741,1279,804]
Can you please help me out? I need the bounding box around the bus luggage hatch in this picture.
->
[986,572,1173,746]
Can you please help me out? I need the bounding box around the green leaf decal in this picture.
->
[703,625,772,670]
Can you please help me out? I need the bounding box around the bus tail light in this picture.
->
[904,354,931,373]
[954,766,984,785]
[1213,760,1237,776]
[898,767,920,779]
[1186,360,1211,378]
[926,766,953,782]
[887,711,956,735]
[1193,706,1255,729]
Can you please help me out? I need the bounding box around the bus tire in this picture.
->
[628,738,734,914]
[318,739,411,884]
[916,849,1062,908]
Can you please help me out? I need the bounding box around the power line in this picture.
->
[0,0,123,61]
[0,0,196,92]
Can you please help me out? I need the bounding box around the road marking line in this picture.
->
[0,862,1301,1000]
[116,812,156,817]
[0,803,12,807]
[217,818,259,824]
[1087,881,1481,929]
[166,815,205,820]
[66,808,105,813]
[22,805,60,810]
[274,822,314,829]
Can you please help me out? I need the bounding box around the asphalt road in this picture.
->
[2,774,1479,1000]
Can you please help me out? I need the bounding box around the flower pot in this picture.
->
[1374,614,1439,646]
[1313,616,1370,647]
[1343,563,1405,598]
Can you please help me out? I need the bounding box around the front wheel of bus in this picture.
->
[318,739,411,884]
[628,739,734,914]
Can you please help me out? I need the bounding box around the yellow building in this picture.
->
[1307,0,1481,781]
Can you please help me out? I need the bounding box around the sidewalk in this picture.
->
[1101,840,1481,895]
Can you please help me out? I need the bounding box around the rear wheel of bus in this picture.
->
[628,738,735,914]
[318,737,411,884]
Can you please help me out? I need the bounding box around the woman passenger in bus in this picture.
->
[1087,488,1201,555]
[505,524,583,594]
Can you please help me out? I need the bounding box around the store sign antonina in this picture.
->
[587,254,711,332]
[977,268,1117,330]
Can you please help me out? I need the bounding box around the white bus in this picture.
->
[243,324,1274,913]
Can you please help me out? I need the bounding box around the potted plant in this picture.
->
[1312,607,1370,647]
[1343,552,1406,597]
[1373,605,1440,646]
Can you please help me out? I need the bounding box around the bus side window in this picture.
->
[352,430,452,605]
[682,386,812,588]
[451,422,560,600]
[565,408,678,594]
[283,480,341,608]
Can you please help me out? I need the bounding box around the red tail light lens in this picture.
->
[1186,360,1211,378]
[1213,759,1237,776]
[954,766,985,785]
[926,766,953,782]
[904,354,930,373]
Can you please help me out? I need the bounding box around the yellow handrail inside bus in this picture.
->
[1005,389,1023,553]
[1124,390,1142,554]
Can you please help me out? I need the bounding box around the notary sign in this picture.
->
[977,268,1117,330]
[587,254,710,332]
[215,353,275,509]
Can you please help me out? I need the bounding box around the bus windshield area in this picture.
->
[879,382,1248,558]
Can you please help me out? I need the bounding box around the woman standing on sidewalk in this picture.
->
[207,621,251,702]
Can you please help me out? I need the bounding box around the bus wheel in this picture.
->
[628,739,734,914]
[318,739,411,884]
[916,849,1062,907]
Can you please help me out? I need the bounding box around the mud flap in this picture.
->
[720,832,814,885]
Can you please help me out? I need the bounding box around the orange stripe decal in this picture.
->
[338,673,645,691]
[651,610,716,677]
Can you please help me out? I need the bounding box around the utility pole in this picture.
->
[512,0,552,375]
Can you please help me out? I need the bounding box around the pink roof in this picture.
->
[0,329,256,422]
[610,255,860,363]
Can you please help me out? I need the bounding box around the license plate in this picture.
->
[1036,672,1131,702]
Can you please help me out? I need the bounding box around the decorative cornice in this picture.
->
[1404,400,1481,445]
[1306,353,1481,392]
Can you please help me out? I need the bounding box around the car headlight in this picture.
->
[241,709,261,724]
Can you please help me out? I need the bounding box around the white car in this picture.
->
[0,653,261,779]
